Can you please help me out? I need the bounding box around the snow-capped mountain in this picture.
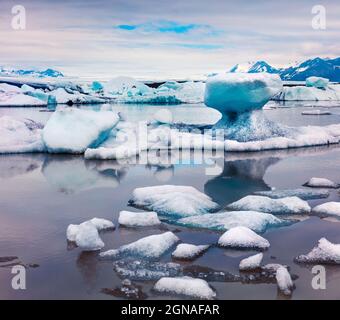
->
[229,57,340,82]
[0,67,64,78]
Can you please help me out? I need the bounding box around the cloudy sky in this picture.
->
[0,0,339,79]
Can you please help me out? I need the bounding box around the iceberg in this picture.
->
[153,276,216,300]
[276,266,294,296]
[118,210,161,227]
[226,195,311,215]
[313,202,340,217]
[0,116,45,154]
[254,188,330,200]
[303,177,339,188]
[48,88,105,105]
[172,244,210,260]
[66,217,114,251]
[99,231,179,260]
[295,238,340,264]
[204,73,282,114]
[42,108,120,153]
[306,76,329,89]
[177,210,289,233]
[129,185,219,218]
[239,253,263,271]
[113,259,182,281]
[218,226,270,250]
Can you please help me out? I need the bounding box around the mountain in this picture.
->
[0,67,64,78]
[229,57,340,82]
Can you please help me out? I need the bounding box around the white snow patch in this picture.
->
[172,243,209,260]
[313,202,340,217]
[239,253,263,271]
[303,177,339,188]
[118,210,161,227]
[276,266,294,295]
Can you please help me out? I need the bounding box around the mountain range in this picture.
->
[229,57,340,82]
[0,67,64,78]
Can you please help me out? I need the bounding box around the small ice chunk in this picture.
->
[303,177,339,188]
[313,202,340,217]
[218,226,270,250]
[129,185,219,218]
[118,210,161,227]
[302,110,331,116]
[74,223,104,251]
[227,195,311,215]
[239,253,263,271]
[88,217,115,231]
[254,188,329,200]
[42,108,120,153]
[177,211,289,233]
[204,73,282,114]
[276,266,294,295]
[100,231,179,259]
[306,76,329,89]
[295,238,340,264]
[172,244,209,260]
[154,276,216,299]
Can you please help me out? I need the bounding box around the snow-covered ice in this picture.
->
[306,76,329,89]
[99,231,179,259]
[313,202,340,217]
[0,116,45,153]
[129,185,219,218]
[254,188,330,200]
[301,109,331,115]
[218,226,270,250]
[227,195,311,215]
[204,73,282,114]
[295,238,340,264]
[303,177,339,188]
[43,108,120,153]
[118,210,161,227]
[172,244,210,260]
[177,211,289,233]
[276,266,294,295]
[154,276,216,299]
[239,253,263,271]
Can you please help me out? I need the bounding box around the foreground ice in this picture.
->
[276,266,294,295]
[177,211,289,233]
[239,253,263,271]
[118,210,161,227]
[43,108,120,153]
[313,202,340,217]
[254,188,330,200]
[0,116,45,153]
[99,231,179,259]
[204,73,282,114]
[113,259,182,281]
[227,195,311,215]
[129,185,219,218]
[218,226,270,250]
[154,276,216,299]
[303,177,339,188]
[305,77,329,89]
[295,238,340,264]
[66,217,114,251]
[172,244,210,260]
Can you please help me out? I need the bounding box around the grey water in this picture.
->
[0,102,340,299]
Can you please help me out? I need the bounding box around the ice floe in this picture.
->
[295,238,340,264]
[313,202,340,217]
[66,217,114,251]
[303,177,339,188]
[204,73,282,114]
[118,210,161,227]
[42,108,120,153]
[306,76,329,89]
[129,185,219,218]
[301,109,331,115]
[239,253,263,271]
[254,188,330,200]
[153,276,216,299]
[276,266,294,295]
[172,244,210,260]
[177,211,290,233]
[226,195,311,215]
[99,231,179,259]
[218,226,270,250]
[0,116,45,153]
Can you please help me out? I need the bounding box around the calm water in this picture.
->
[0,102,340,300]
